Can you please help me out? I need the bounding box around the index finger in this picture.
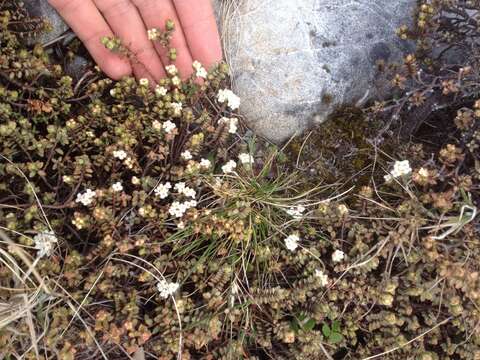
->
[173,0,223,70]
[48,0,132,80]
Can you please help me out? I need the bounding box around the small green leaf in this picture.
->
[302,318,316,332]
[332,320,341,333]
[290,320,300,333]
[329,332,343,344]
[322,323,331,337]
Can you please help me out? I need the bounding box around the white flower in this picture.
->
[168,199,197,218]
[337,204,349,216]
[284,234,300,251]
[182,187,196,199]
[113,150,127,160]
[196,67,208,79]
[163,120,177,134]
[75,189,96,206]
[193,60,208,79]
[384,174,393,182]
[392,160,412,177]
[175,182,196,198]
[418,167,429,178]
[200,158,211,169]
[33,230,58,258]
[238,153,254,165]
[174,182,186,193]
[112,181,123,192]
[171,102,182,116]
[124,157,134,169]
[177,221,185,230]
[157,279,179,299]
[384,160,412,182]
[286,205,306,219]
[147,28,160,41]
[152,120,162,131]
[332,250,345,263]
[165,64,178,76]
[315,269,329,287]
[185,200,197,209]
[181,150,192,160]
[154,182,172,199]
[217,89,241,110]
[110,88,116,97]
[155,85,168,97]
[171,76,181,87]
[169,201,186,218]
[131,176,141,185]
[192,60,202,70]
[222,160,237,174]
[139,78,149,87]
[219,117,238,134]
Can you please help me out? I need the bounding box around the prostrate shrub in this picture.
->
[0,1,480,359]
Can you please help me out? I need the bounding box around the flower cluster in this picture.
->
[222,160,237,174]
[154,182,172,199]
[33,230,58,258]
[286,205,306,219]
[112,182,123,192]
[384,160,412,182]
[315,269,329,286]
[157,279,179,299]
[219,117,238,134]
[147,28,160,41]
[181,150,192,160]
[200,158,211,169]
[165,64,178,76]
[193,60,208,79]
[174,182,196,198]
[217,89,241,110]
[113,149,127,160]
[75,189,96,206]
[284,234,300,251]
[168,200,197,218]
[332,249,345,263]
[163,120,177,134]
[155,85,168,97]
[170,102,183,117]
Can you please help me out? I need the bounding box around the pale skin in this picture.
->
[48,0,223,82]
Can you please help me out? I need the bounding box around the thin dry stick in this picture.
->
[319,342,334,360]
[23,293,39,359]
[0,230,51,295]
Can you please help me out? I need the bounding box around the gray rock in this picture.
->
[216,0,417,143]
[23,0,69,45]
[64,55,90,82]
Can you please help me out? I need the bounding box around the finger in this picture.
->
[131,0,193,79]
[48,0,132,79]
[92,0,166,81]
[173,0,223,69]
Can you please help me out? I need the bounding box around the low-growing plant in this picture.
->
[0,1,479,359]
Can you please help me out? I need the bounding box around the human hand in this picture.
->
[48,0,223,82]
